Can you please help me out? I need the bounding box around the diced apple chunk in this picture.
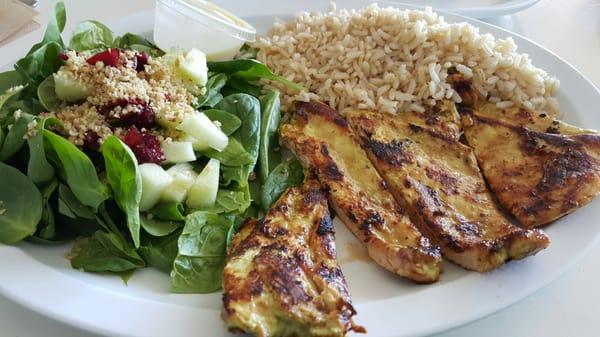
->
[186,159,220,209]
[178,112,228,152]
[161,163,197,203]
[161,141,196,163]
[54,69,91,102]
[176,48,208,86]
[139,163,173,211]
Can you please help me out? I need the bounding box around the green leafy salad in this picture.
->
[0,2,304,293]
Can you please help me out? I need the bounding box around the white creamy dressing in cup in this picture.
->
[154,0,256,60]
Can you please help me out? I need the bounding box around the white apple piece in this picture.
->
[53,69,91,102]
[186,158,220,209]
[161,163,197,203]
[178,112,228,152]
[181,134,210,152]
[176,48,208,86]
[139,163,173,211]
[161,140,196,163]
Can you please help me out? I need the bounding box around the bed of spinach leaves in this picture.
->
[0,2,304,293]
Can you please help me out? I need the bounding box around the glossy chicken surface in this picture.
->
[222,177,364,337]
[347,104,550,272]
[280,101,442,283]
[461,103,600,227]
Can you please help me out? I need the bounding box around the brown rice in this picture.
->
[254,4,560,115]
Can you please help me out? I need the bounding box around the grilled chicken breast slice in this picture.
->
[222,177,364,337]
[280,101,442,283]
[461,103,600,227]
[347,107,550,272]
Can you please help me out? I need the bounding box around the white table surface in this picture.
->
[1,0,599,336]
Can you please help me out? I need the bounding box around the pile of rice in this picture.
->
[254,4,559,115]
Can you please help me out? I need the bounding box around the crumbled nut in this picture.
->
[13,109,22,120]
[24,119,38,139]
[45,51,199,146]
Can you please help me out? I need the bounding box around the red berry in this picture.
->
[101,98,155,128]
[83,131,101,151]
[87,48,121,67]
[122,126,165,164]
[134,52,149,72]
[58,51,69,61]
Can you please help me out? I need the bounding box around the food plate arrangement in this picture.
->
[0,1,599,337]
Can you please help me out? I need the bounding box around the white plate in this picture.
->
[1,2,600,337]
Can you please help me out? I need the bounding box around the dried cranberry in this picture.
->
[101,98,155,128]
[164,93,172,101]
[58,51,69,61]
[87,48,121,67]
[83,131,101,151]
[122,126,165,164]
[133,52,149,72]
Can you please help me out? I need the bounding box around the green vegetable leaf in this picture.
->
[138,230,180,273]
[57,183,95,219]
[208,59,303,92]
[69,230,145,273]
[147,202,185,221]
[0,162,43,244]
[258,90,281,182]
[113,33,163,56]
[101,136,142,248]
[260,159,304,211]
[26,1,66,55]
[27,117,58,186]
[43,129,110,211]
[215,93,261,184]
[202,137,253,166]
[203,109,241,136]
[35,179,58,240]
[37,75,61,112]
[140,214,182,237]
[16,42,64,88]
[196,73,227,107]
[170,211,234,293]
[69,20,114,51]
[0,71,24,95]
[0,111,34,161]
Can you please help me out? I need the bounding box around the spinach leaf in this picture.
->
[140,214,182,237]
[44,129,110,211]
[113,33,163,56]
[208,59,303,92]
[37,75,61,112]
[215,94,261,184]
[138,230,180,273]
[260,159,304,211]
[0,162,43,244]
[101,136,142,247]
[26,1,66,55]
[201,137,253,166]
[0,71,24,94]
[69,20,113,51]
[196,73,227,107]
[203,109,241,136]
[35,179,58,240]
[0,111,34,161]
[258,90,281,182]
[58,183,95,219]
[148,202,185,221]
[198,187,250,214]
[170,212,234,293]
[69,230,145,272]
[27,117,59,186]
[16,42,63,88]
[223,77,262,97]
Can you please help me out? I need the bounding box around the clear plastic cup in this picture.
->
[154,0,256,61]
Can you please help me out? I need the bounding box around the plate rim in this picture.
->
[1,3,599,337]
